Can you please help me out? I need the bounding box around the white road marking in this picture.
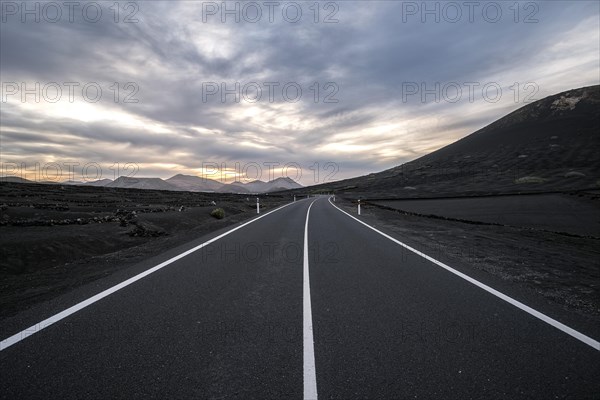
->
[304,200,319,400]
[0,200,301,352]
[328,197,600,351]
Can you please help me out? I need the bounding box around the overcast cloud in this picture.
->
[1,0,598,185]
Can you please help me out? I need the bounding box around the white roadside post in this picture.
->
[256,197,260,214]
[333,195,336,202]
[358,199,361,215]
[294,195,296,202]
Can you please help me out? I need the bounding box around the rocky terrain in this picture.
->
[0,182,289,319]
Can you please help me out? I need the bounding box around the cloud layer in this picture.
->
[1,0,598,185]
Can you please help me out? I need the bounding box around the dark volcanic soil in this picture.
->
[0,182,288,319]
[334,197,600,322]
[373,192,600,237]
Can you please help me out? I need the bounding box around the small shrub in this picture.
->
[210,208,225,219]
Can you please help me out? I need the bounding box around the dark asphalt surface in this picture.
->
[1,196,599,399]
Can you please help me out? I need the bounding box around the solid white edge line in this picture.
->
[327,197,600,352]
[0,200,301,352]
[304,199,319,400]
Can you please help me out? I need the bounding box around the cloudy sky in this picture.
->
[1,0,598,185]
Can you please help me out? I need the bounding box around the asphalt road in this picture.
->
[1,196,599,399]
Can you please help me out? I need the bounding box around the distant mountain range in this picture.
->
[106,177,180,191]
[165,174,223,192]
[219,177,302,193]
[0,174,303,193]
[83,178,113,187]
[0,176,31,184]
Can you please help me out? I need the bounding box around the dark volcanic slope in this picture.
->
[309,85,600,198]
